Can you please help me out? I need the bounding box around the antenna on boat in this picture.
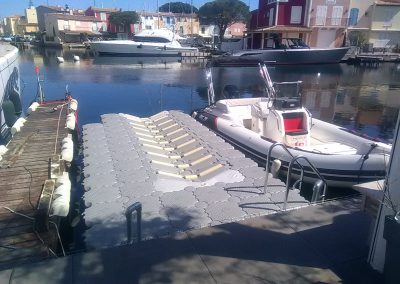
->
[258,63,275,100]
[206,66,215,105]
[35,65,45,103]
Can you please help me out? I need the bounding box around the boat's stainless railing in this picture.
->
[264,143,328,211]
[284,156,327,210]
[125,202,142,244]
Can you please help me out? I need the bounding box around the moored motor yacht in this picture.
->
[231,37,349,65]
[192,58,391,187]
[90,29,198,57]
[0,44,22,144]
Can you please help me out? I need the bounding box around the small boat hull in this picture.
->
[193,110,390,188]
[232,47,350,65]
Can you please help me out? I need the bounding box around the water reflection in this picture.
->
[18,48,400,141]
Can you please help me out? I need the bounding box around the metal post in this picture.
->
[125,202,142,244]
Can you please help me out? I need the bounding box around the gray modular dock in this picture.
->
[82,111,310,249]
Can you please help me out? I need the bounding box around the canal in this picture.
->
[19,48,400,142]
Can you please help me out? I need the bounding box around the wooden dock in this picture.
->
[0,100,73,269]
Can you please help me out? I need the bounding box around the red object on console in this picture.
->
[284,117,304,133]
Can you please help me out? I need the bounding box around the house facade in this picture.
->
[44,13,102,45]
[4,16,20,35]
[307,0,350,48]
[137,12,199,36]
[369,1,400,48]
[248,0,311,49]
[225,22,247,37]
[37,5,84,32]
[18,5,39,34]
[85,6,119,32]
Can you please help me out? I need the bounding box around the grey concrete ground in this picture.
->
[82,112,310,249]
[1,197,382,284]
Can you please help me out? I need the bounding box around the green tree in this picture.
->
[159,2,198,14]
[199,0,249,46]
[109,11,139,32]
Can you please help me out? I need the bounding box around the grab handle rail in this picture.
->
[284,156,327,210]
[264,142,305,194]
[125,202,142,244]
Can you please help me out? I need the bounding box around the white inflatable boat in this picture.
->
[193,58,391,187]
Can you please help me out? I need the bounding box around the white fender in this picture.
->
[51,195,69,217]
[66,114,76,130]
[69,99,78,111]
[271,159,282,178]
[0,145,7,156]
[53,183,71,200]
[61,147,73,162]
[27,102,40,114]
[11,118,26,135]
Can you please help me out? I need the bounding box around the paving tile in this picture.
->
[206,200,246,223]
[167,206,212,231]
[194,185,231,204]
[160,190,197,208]
[239,195,282,216]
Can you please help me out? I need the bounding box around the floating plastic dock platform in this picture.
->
[82,111,309,249]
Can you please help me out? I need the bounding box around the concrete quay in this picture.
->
[81,111,310,249]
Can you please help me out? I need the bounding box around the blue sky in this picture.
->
[0,0,257,19]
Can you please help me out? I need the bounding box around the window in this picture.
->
[348,8,359,26]
[383,9,396,27]
[166,17,170,24]
[269,8,274,26]
[316,5,327,25]
[180,26,183,34]
[132,36,171,43]
[145,25,152,30]
[118,25,124,32]
[290,6,302,24]
[331,6,343,26]
[201,27,205,33]
[100,13,106,21]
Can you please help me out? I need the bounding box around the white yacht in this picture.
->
[90,29,198,57]
[0,44,22,144]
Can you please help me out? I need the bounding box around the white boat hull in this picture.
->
[90,40,198,57]
[0,45,21,142]
[194,106,391,188]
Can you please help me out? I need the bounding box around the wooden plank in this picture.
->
[0,101,73,267]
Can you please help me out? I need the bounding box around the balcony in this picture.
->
[310,17,349,27]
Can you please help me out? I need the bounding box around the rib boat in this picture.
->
[192,58,391,187]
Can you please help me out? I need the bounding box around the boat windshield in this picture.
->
[132,36,171,43]
[210,66,268,100]
[273,82,302,99]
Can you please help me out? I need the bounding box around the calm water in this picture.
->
[18,48,400,142]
